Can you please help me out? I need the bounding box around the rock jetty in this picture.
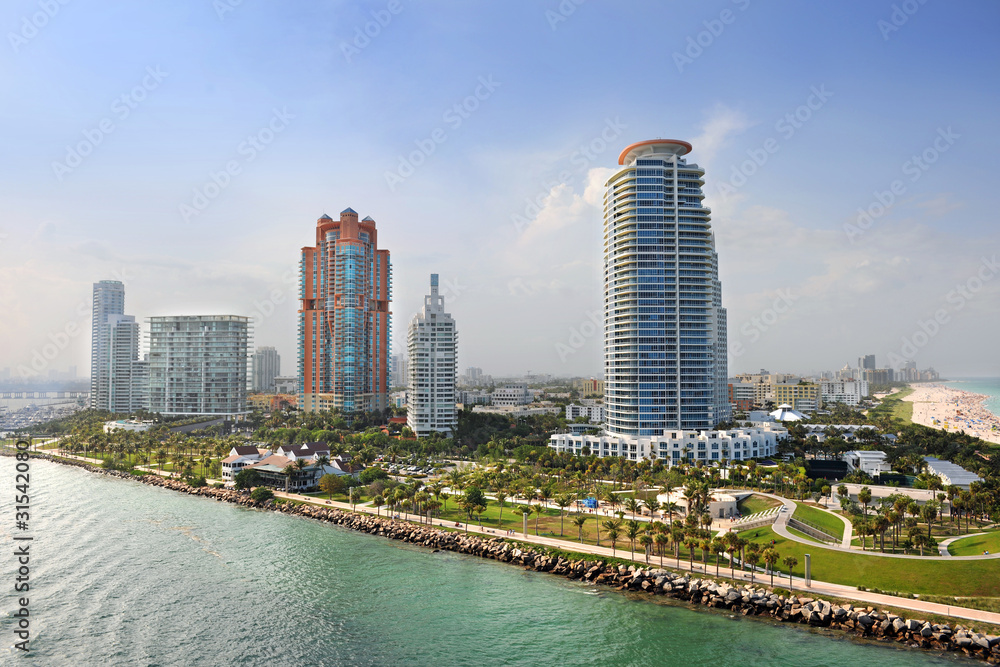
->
[11,451,1000,664]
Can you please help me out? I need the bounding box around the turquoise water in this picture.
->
[0,458,974,666]
[945,377,1000,419]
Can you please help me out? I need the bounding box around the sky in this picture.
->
[2,0,999,382]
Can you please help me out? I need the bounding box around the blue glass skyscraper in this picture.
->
[603,140,730,435]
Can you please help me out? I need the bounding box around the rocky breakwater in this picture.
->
[13,452,1000,664]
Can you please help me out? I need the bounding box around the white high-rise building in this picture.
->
[549,140,765,465]
[148,315,251,416]
[604,139,730,434]
[252,346,281,392]
[407,275,457,438]
[91,280,125,410]
[107,315,148,413]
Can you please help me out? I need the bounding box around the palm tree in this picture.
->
[625,520,641,555]
[746,547,761,584]
[572,515,587,543]
[624,497,641,520]
[640,534,653,564]
[858,486,872,515]
[782,556,798,590]
[532,503,543,535]
[643,498,660,521]
[655,532,669,567]
[763,547,779,586]
[711,537,726,577]
[555,494,573,536]
[282,463,296,492]
[495,489,508,530]
[662,501,678,528]
[372,494,384,517]
[607,527,621,556]
[922,502,938,539]
[515,505,532,536]
[912,531,929,556]
[684,537,698,571]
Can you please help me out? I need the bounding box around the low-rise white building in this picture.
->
[655,489,739,519]
[549,425,785,465]
[473,405,561,418]
[821,379,869,407]
[103,419,154,433]
[491,383,530,406]
[220,445,268,481]
[566,403,604,423]
[843,450,891,476]
[923,456,983,489]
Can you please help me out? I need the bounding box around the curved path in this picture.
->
[743,490,1000,561]
[938,532,987,557]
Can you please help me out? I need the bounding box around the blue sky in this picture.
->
[2,0,999,381]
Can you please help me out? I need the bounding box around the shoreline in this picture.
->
[8,450,1000,664]
[904,383,1000,445]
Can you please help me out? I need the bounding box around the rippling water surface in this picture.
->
[0,458,975,666]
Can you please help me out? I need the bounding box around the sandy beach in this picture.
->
[904,383,1000,445]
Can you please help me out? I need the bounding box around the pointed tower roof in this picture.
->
[319,213,332,220]
[362,216,374,221]
[341,207,357,215]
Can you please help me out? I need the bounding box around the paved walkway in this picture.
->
[938,533,986,557]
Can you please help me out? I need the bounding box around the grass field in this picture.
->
[736,494,780,516]
[870,387,915,424]
[740,526,1000,597]
[792,502,845,540]
[948,531,1000,556]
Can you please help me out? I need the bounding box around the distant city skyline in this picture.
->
[2,3,998,381]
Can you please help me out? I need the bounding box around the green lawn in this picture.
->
[737,494,781,516]
[870,387,915,424]
[948,531,1000,556]
[792,502,845,540]
[740,527,1000,597]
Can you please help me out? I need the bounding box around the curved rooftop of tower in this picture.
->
[618,139,692,165]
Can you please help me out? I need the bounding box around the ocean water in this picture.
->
[0,458,974,666]
[944,377,1000,419]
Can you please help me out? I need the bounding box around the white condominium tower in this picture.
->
[91,280,125,410]
[604,140,730,435]
[407,274,457,438]
[148,315,251,416]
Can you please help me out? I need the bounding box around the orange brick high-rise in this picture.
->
[298,208,391,414]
